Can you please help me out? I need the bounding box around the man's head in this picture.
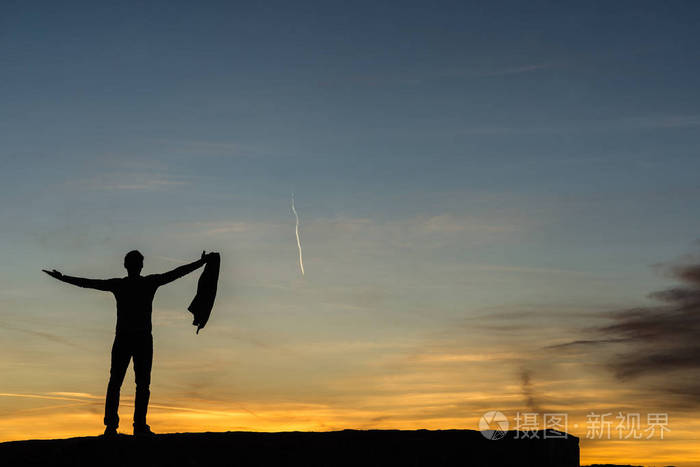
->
[124,250,144,276]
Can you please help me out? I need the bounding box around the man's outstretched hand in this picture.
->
[201,251,215,261]
[42,269,63,280]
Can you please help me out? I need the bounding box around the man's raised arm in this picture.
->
[153,251,208,287]
[42,269,117,291]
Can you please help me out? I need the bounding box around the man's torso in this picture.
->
[111,275,161,335]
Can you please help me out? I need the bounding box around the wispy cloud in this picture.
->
[67,157,193,191]
[474,64,549,77]
[0,392,247,418]
[175,213,523,242]
[344,63,549,86]
[408,351,522,363]
[465,263,594,277]
[304,214,523,247]
[0,323,86,350]
[461,114,700,135]
[544,338,626,350]
[0,392,99,403]
[176,221,271,236]
[47,392,99,399]
[150,138,267,158]
[418,214,516,234]
[621,115,700,129]
[70,173,190,191]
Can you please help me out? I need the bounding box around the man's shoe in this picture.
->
[133,424,156,437]
[102,426,118,437]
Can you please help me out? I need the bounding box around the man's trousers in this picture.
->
[103,332,153,429]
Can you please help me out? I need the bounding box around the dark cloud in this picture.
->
[520,369,543,413]
[544,338,626,350]
[588,261,700,403]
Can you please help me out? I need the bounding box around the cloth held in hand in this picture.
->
[188,252,220,334]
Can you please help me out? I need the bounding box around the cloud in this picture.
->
[520,369,543,414]
[620,115,700,129]
[475,64,549,77]
[408,352,521,364]
[47,392,100,399]
[69,171,190,191]
[467,264,594,277]
[308,214,523,244]
[460,114,700,136]
[558,258,700,405]
[173,213,525,254]
[172,220,277,238]
[150,138,267,158]
[600,262,700,378]
[544,338,626,350]
[0,392,252,418]
[194,221,265,236]
[0,323,86,350]
[344,64,549,86]
[419,214,515,234]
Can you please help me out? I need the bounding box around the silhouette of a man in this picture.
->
[43,250,210,436]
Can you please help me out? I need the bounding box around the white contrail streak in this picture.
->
[291,193,305,276]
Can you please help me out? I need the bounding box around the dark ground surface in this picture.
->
[582,465,645,467]
[0,429,579,467]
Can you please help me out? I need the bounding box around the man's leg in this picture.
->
[132,333,153,430]
[104,335,132,430]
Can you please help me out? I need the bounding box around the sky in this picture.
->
[2,1,700,464]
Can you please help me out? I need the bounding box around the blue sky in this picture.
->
[2,1,700,464]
